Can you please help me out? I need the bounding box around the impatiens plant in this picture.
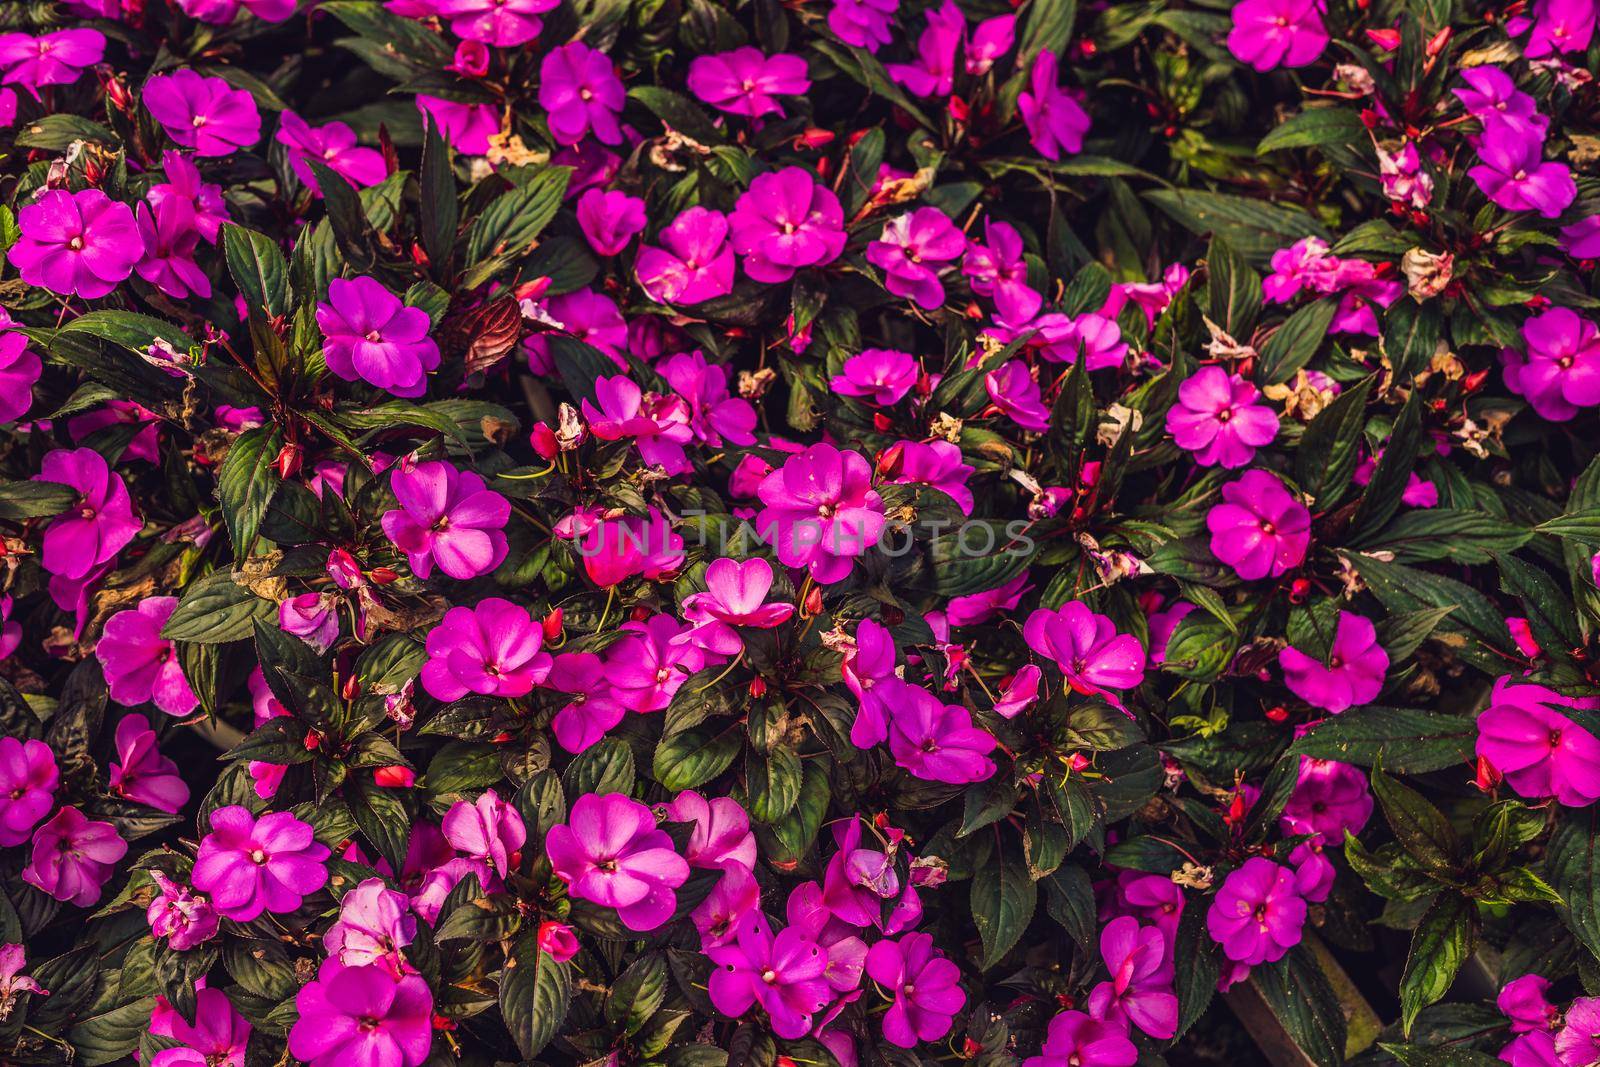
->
[5,0,1600,1066]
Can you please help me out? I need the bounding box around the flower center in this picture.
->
[68,236,84,251]
[1217,408,1232,423]
[1260,520,1276,535]
[1550,729,1564,747]
[761,969,778,984]
[1559,355,1575,370]
[580,88,593,101]
[249,848,268,865]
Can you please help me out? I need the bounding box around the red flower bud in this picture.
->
[803,584,824,617]
[304,729,323,751]
[949,94,970,122]
[431,1013,457,1032]
[341,674,361,700]
[748,676,768,698]
[274,442,302,480]
[542,607,564,641]
[1265,705,1289,723]
[1461,368,1490,394]
[368,567,399,585]
[1425,26,1452,55]
[876,443,905,478]
[530,422,559,461]
[1365,28,1401,49]
[1474,754,1502,792]
[872,412,893,432]
[1288,577,1311,604]
[537,920,580,962]
[373,765,415,788]
[961,1040,984,1059]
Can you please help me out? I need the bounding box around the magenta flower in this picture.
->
[819,816,920,933]
[1086,916,1178,1039]
[867,207,965,309]
[22,806,127,907]
[664,790,758,872]
[695,866,761,948]
[964,220,1033,306]
[1502,307,1600,422]
[882,678,997,784]
[1501,1030,1562,1067]
[435,0,557,46]
[1280,757,1372,841]
[755,443,887,583]
[1468,127,1576,219]
[1557,999,1600,1067]
[607,614,709,711]
[866,932,966,1048]
[417,95,498,155]
[577,188,648,256]
[9,188,141,299]
[828,0,898,50]
[1024,1010,1138,1067]
[1205,857,1306,966]
[1455,67,1548,141]
[831,349,919,405]
[545,792,690,931]
[683,557,796,631]
[728,167,846,283]
[886,0,963,97]
[109,715,189,813]
[422,599,553,701]
[135,197,210,300]
[96,598,199,717]
[892,440,975,515]
[0,29,103,95]
[688,48,810,119]
[637,206,737,305]
[175,0,297,22]
[538,43,625,145]
[442,788,526,879]
[279,592,339,653]
[538,920,580,962]
[525,288,629,371]
[1023,601,1147,699]
[277,110,387,193]
[147,871,219,951]
[143,70,261,157]
[985,359,1051,432]
[1279,611,1388,713]
[569,507,686,588]
[148,986,250,1067]
[1226,0,1328,70]
[1521,0,1596,55]
[0,331,40,423]
[289,962,434,1067]
[1475,677,1600,807]
[381,460,510,580]
[0,737,56,848]
[1499,975,1559,1033]
[192,805,331,921]
[1562,214,1600,258]
[548,652,628,753]
[844,618,898,746]
[326,877,417,971]
[1166,366,1279,468]
[317,277,441,398]
[1018,53,1090,160]
[1206,470,1310,581]
[966,12,1015,73]
[660,351,758,447]
[582,374,695,474]
[708,912,831,1038]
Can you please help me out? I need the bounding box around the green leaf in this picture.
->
[1255,106,1366,153]
[500,928,573,1058]
[746,746,803,823]
[627,86,724,145]
[1205,235,1261,338]
[1537,506,1600,545]
[465,167,573,267]
[221,223,291,319]
[56,310,192,357]
[216,425,283,562]
[1171,896,1219,1040]
[1144,189,1330,264]
[1399,893,1476,1037]
[1250,944,1348,1067]
[563,736,636,797]
[1379,1044,1504,1067]
[606,953,668,1035]
[970,842,1036,969]
[1289,707,1473,774]
[1547,806,1600,963]
[1296,374,1374,508]
[1256,298,1338,384]
[15,114,116,151]
[1042,864,1097,947]
[419,112,459,275]
[654,722,742,791]
[1384,298,1442,382]
[1016,0,1078,65]
[306,160,378,272]
[161,570,274,643]
[1372,766,1460,873]
[0,480,77,520]
[1350,389,1423,541]
[1354,509,1533,565]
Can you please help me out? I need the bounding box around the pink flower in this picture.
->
[22,806,127,907]
[607,614,710,711]
[538,43,624,145]
[844,618,898,746]
[1455,67,1549,142]
[435,0,557,45]
[325,877,417,971]
[276,110,387,193]
[582,374,695,474]
[664,790,758,872]
[637,206,736,305]
[0,30,104,95]
[1026,1011,1136,1067]
[146,871,219,951]
[883,677,997,784]
[537,920,580,962]
[1023,601,1147,699]
[994,665,1042,718]
[966,13,1015,73]
[279,592,339,653]
[891,440,975,515]
[1087,916,1178,1039]
[547,652,628,753]
[381,460,510,580]
[1166,366,1279,468]
[192,805,331,921]
[886,0,962,97]
[0,331,40,423]
[1561,214,1600,258]
[69,401,160,461]
[143,70,262,156]
[246,669,290,800]
[819,816,920,933]
[728,167,846,282]
[1475,677,1600,807]
[0,738,56,848]
[964,220,1033,307]
[831,349,919,405]
[1502,1030,1562,1067]
[175,0,297,22]
[1499,975,1559,1033]
[109,715,189,813]
[1279,611,1388,713]
[1205,857,1307,966]
[708,912,832,1038]
[9,188,141,299]
[1280,758,1372,841]
[289,962,434,1067]
[545,792,690,931]
[317,277,441,398]
[566,507,685,588]
[442,788,526,879]
[135,197,209,299]
[524,288,629,370]
[422,599,553,701]
[687,48,810,119]
[947,571,1031,627]
[1206,470,1310,580]
[828,0,898,50]
[660,351,758,447]
[985,359,1051,432]
[576,188,647,256]
[148,986,250,1067]
[1502,307,1600,422]
[1018,53,1090,160]
[683,557,796,635]
[417,95,498,154]
[756,443,887,583]
[0,944,45,1019]
[865,932,965,1047]
[1226,0,1328,70]
[694,866,762,948]
[1468,126,1576,219]
[96,598,200,717]
[867,207,965,309]
[1556,999,1600,1067]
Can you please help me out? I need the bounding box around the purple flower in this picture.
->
[0,30,103,95]
[1475,677,1600,807]
[882,677,997,784]
[985,359,1051,432]
[22,806,127,907]
[688,48,810,119]
[637,206,737,305]
[867,207,965,310]
[1502,307,1600,422]
[582,374,695,474]
[548,652,628,753]
[96,598,199,717]
[1279,611,1388,713]
[135,197,210,299]
[1556,999,1600,1067]
[175,0,297,22]
[279,592,339,653]
[1206,470,1310,581]
[892,441,975,515]
[708,912,832,1038]
[317,277,441,398]
[0,738,57,848]
[1562,214,1600,258]
[381,460,510,580]
[109,716,189,813]
[659,351,758,447]
[326,877,417,971]
[524,288,629,371]
[865,932,965,1047]
[1086,916,1178,1039]
[728,167,846,283]
[289,962,434,1067]
[538,43,624,145]
[819,815,920,933]
[546,792,690,931]
[1018,53,1090,160]
[1166,366,1279,468]
[0,944,46,1019]
[1205,857,1307,966]
[664,790,758,872]
[1468,127,1576,219]
[966,13,1015,73]
[192,805,331,921]
[435,0,557,46]
[695,866,761,948]
[1023,601,1147,698]
[148,986,250,1067]
[417,95,499,154]
[607,613,710,711]
[682,557,796,641]
[1499,975,1559,1033]
[755,443,887,583]
[828,0,898,50]
[0,331,40,423]
[147,871,219,951]
[422,599,553,701]
[886,0,963,97]
[1225,0,1328,70]
[964,220,1033,306]
[844,618,897,746]
[831,348,919,405]
[576,188,648,256]
[1521,0,1596,57]
[1024,1010,1137,1067]
[1280,758,1372,841]
[277,110,388,193]
[9,189,141,299]
[1501,1030,1562,1067]
[1454,67,1548,143]
[143,70,262,157]
[442,788,526,879]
